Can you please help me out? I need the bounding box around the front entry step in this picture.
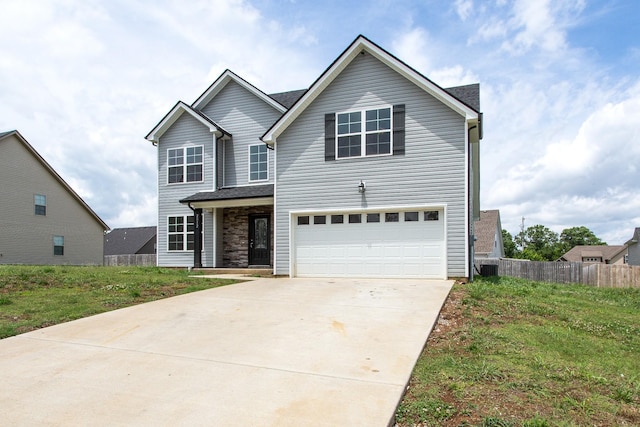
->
[193,268,272,276]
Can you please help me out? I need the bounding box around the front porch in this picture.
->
[180,184,274,270]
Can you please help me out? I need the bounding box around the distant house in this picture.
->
[474,210,505,259]
[0,130,109,265]
[104,226,156,256]
[559,245,627,265]
[625,228,639,266]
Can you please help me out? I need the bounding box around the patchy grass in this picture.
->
[0,265,237,339]
[396,276,640,427]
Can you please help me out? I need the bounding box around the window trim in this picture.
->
[248,143,269,182]
[53,235,64,256]
[35,194,46,216]
[335,106,393,159]
[166,145,204,185]
[167,215,199,252]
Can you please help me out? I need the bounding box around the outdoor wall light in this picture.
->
[358,180,366,193]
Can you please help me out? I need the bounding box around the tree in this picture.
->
[502,229,517,258]
[558,226,606,254]
[515,224,560,261]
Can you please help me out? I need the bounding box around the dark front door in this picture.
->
[249,215,270,266]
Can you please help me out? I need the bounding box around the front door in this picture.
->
[248,215,270,266]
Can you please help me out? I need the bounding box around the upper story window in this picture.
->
[34,194,46,216]
[325,105,403,161]
[336,107,391,159]
[249,144,268,181]
[168,146,203,184]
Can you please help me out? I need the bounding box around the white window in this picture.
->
[53,235,64,256]
[336,107,392,158]
[249,144,268,181]
[35,194,46,216]
[168,216,196,251]
[168,146,203,184]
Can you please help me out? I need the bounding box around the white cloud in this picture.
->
[455,0,473,21]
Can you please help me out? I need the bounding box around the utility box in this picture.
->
[480,264,498,277]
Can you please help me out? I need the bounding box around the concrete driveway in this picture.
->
[0,277,452,426]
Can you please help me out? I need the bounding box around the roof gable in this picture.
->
[0,130,109,230]
[145,101,231,144]
[192,69,287,113]
[262,35,479,144]
[626,227,640,246]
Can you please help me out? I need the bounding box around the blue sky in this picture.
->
[1,0,639,245]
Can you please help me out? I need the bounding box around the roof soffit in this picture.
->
[262,35,479,144]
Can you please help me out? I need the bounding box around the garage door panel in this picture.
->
[294,209,446,278]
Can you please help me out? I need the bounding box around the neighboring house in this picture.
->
[0,130,109,265]
[146,35,483,279]
[104,226,157,256]
[625,228,640,266]
[474,210,505,259]
[559,245,628,265]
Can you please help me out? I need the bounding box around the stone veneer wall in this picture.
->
[223,206,273,267]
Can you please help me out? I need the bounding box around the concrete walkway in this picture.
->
[0,277,452,426]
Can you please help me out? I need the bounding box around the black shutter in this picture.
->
[393,104,405,155]
[325,113,336,161]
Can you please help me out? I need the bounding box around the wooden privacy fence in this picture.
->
[477,259,582,284]
[583,264,640,288]
[477,258,640,288]
[103,254,156,267]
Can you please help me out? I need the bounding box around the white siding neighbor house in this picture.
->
[0,130,109,265]
[146,35,483,279]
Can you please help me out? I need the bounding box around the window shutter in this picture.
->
[393,104,405,155]
[324,113,336,161]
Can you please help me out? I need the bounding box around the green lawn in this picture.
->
[0,265,236,339]
[396,276,640,427]
[2,266,638,425]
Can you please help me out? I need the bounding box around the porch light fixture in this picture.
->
[358,180,366,193]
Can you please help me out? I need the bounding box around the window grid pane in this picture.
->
[331,215,344,224]
[168,216,198,251]
[249,145,268,181]
[335,108,392,158]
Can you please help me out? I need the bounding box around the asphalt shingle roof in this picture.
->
[180,184,274,203]
[104,226,156,255]
[269,89,307,109]
[560,245,627,262]
[474,210,500,254]
[445,84,480,112]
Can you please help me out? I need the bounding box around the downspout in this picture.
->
[468,124,478,281]
[187,202,203,269]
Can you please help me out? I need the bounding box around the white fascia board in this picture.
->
[263,36,478,144]
[192,70,286,113]
[188,196,274,209]
[146,102,221,143]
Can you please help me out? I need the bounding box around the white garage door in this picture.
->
[293,209,445,278]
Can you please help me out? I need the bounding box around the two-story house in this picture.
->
[146,35,482,279]
[0,130,109,265]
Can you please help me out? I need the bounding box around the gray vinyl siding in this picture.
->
[157,113,215,267]
[0,135,105,265]
[275,53,469,277]
[201,81,280,187]
[629,243,640,266]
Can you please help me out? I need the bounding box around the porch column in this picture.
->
[193,208,203,268]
